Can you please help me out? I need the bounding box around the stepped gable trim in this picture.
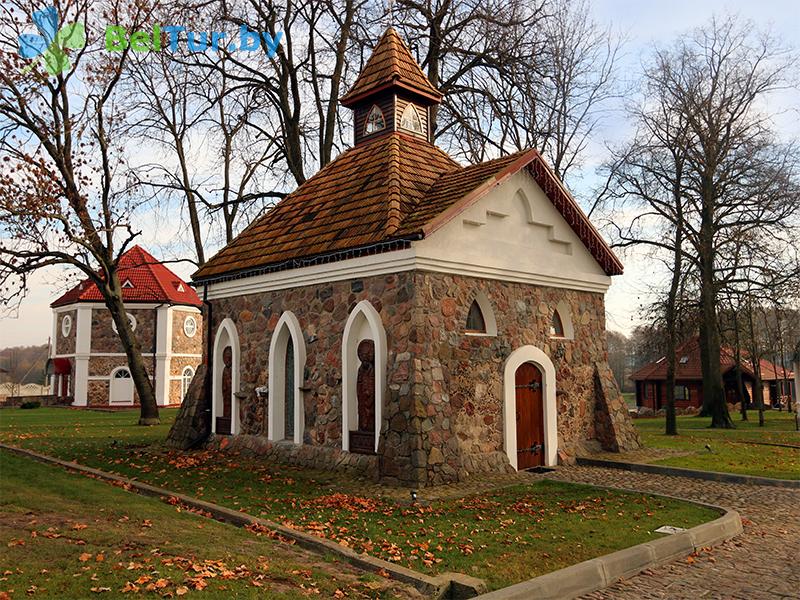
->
[422,149,624,277]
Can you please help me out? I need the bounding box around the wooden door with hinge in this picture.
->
[515,362,545,469]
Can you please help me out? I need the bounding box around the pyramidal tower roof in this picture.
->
[340,27,442,107]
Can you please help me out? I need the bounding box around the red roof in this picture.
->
[51,246,201,308]
[340,27,442,107]
[631,337,794,382]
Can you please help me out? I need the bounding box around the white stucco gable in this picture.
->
[413,170,612,293]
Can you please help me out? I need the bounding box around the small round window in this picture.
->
[61,314,72,337]
[184,316,197,338]
[112,313,137,334]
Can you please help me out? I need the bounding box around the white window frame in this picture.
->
[111,313,137,334]
[181,365,195,400]
[61,314,72,337]
[183,315,198,338]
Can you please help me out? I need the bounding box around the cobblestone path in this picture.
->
[548,466,799,600]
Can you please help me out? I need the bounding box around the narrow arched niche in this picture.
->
[268,311,307,444]
[212,318,240,435]
[342,300,386,454]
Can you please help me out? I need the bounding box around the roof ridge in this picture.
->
[386,134,403,236]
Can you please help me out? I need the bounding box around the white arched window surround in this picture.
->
[212,318,240,435]
[341,300,387,453]
[503,346,558,469]
[464,290,498,337]
[268,311,307,445]
[181,366,195,400]
[551,300,574,340]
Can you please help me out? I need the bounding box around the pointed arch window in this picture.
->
[466,300,486,333]
[400,103,423,134]
[550,310,565,337]
[364,105,385,135]
[464,292,497,337]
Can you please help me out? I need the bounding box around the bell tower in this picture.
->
[340,28,442,147]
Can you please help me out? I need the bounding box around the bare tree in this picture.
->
[604,16,800,428]
[0,0,162,424]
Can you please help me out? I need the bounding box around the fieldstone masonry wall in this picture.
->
[91,308,156,353]
[202,270,639,487]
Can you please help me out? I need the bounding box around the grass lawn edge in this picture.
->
[0,442,736,599]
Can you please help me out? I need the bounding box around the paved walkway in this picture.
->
[548,466,800,600]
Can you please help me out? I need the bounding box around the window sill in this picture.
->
[464,331,496,338]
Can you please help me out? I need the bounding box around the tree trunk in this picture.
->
[105,276,159,425]
[697,182,732,428]
[733,312,748,421]
[663,167,684,436]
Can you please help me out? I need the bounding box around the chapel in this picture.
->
[190,28,640,486]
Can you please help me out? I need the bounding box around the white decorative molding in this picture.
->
[268,311,307,445]
[503,345,558,469]
[203,249,610,301]
[342,300,386,453]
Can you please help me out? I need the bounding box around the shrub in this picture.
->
[20,400,41,410]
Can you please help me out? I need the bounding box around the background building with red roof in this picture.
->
[189,28,640,487]
[631,337,796,411]
[48,246,202,407]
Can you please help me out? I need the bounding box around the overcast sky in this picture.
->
[1,0,798,348]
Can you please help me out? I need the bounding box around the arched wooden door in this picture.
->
[515,362,545,469]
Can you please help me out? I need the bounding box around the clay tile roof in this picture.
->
[193,133,459,280]
[630,337,794,382]
[194,135,624,281]
[51,245,201,308]
[340,27,442,107]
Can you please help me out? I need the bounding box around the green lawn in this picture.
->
[0,408,718,591]
[0,450,404,599]
[621,392,636,409]
[634,410,800,479]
